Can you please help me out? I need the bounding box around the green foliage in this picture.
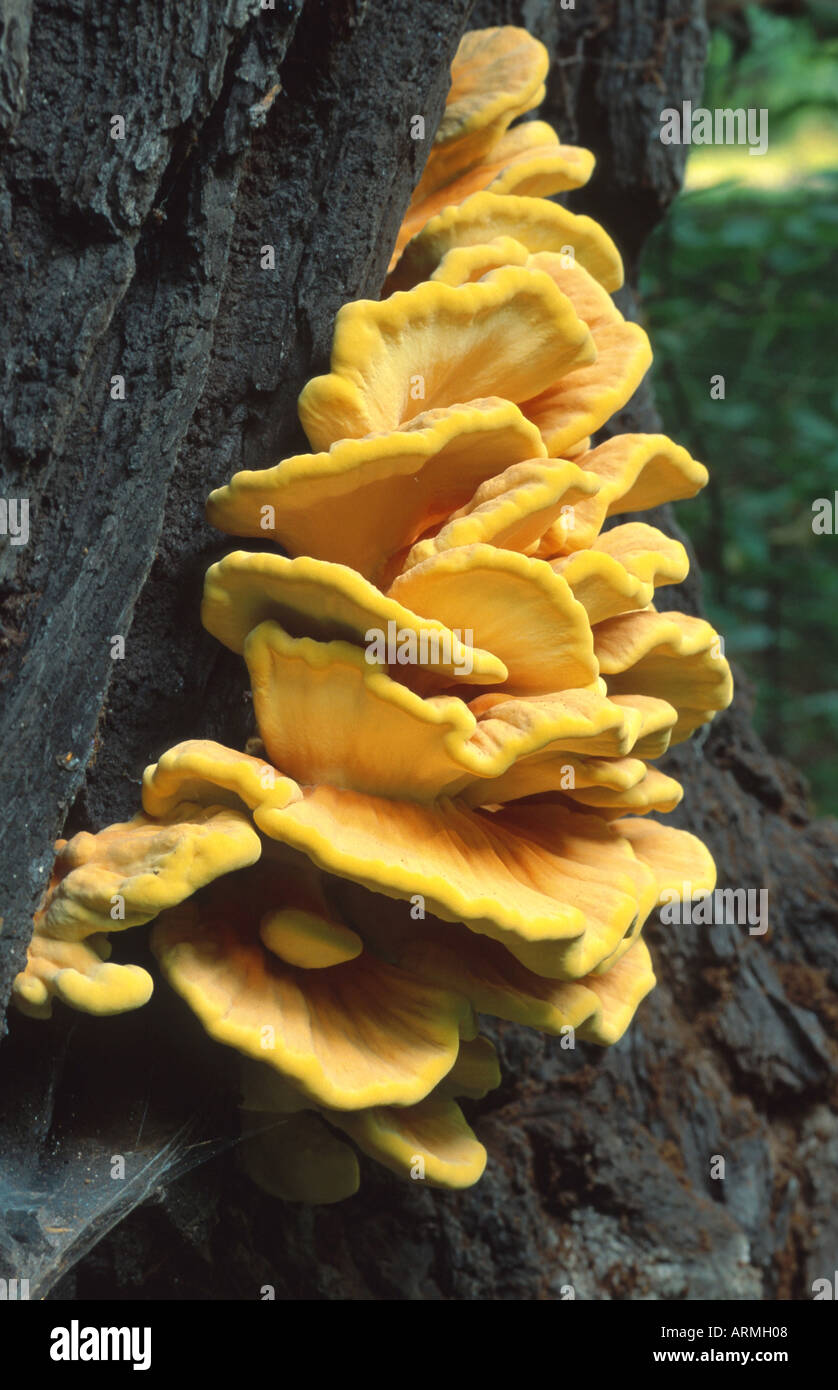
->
[639,7,838,814]
[705,5,838,127]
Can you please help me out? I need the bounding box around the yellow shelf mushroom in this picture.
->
[19,25,733,1203]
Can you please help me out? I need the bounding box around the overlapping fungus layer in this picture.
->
[15,26,732,1202]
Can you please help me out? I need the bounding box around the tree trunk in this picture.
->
[1,0,836,1300]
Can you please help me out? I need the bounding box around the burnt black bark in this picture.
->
[1,0,836,1301]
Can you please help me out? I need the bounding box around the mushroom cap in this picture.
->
[385,27,599,275]
[142,740,301,819]
[239,1110,360,1204]
[551,524,690,626]
[401,926,656,1047]
[13,932,153,1018]
[561,763,684,819]
[238,1030,499,1198]
[389,192,624,296]
[326,1095,487,1190]
[254,785,659,980]
[593,609,734,742]
[34,805,263,941]
[535,433,710,558]
[202,549,506,688]
[151,867,473,1112]
[459,750,651,810]
[297,267,595,451]
[245,621,494,802]
[401,457,601,571]
[434,1035,501,1101]
[519,252,652,455]
[617,817,718,900]
[435,27,549,165]
[206,399,546,585]
[423,240,651,457]
[13,803,264,1019]
[387,544,598,695]
[391,122,595,272]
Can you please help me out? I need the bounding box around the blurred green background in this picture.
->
[639,0,838,814]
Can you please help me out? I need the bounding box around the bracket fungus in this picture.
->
[19,26,733,1204]
[388,26,594,272]
[14,806,261,1017]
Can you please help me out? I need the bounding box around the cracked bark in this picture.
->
[1,0,836,1301]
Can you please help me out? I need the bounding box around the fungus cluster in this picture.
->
[15,27,732,1203]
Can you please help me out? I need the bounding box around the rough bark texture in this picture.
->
[1,0,836,1301]
[0,0,470,1012]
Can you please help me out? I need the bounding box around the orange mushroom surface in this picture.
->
[19,24,732,1204]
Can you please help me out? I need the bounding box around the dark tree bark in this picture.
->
[1,0,836,1300]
